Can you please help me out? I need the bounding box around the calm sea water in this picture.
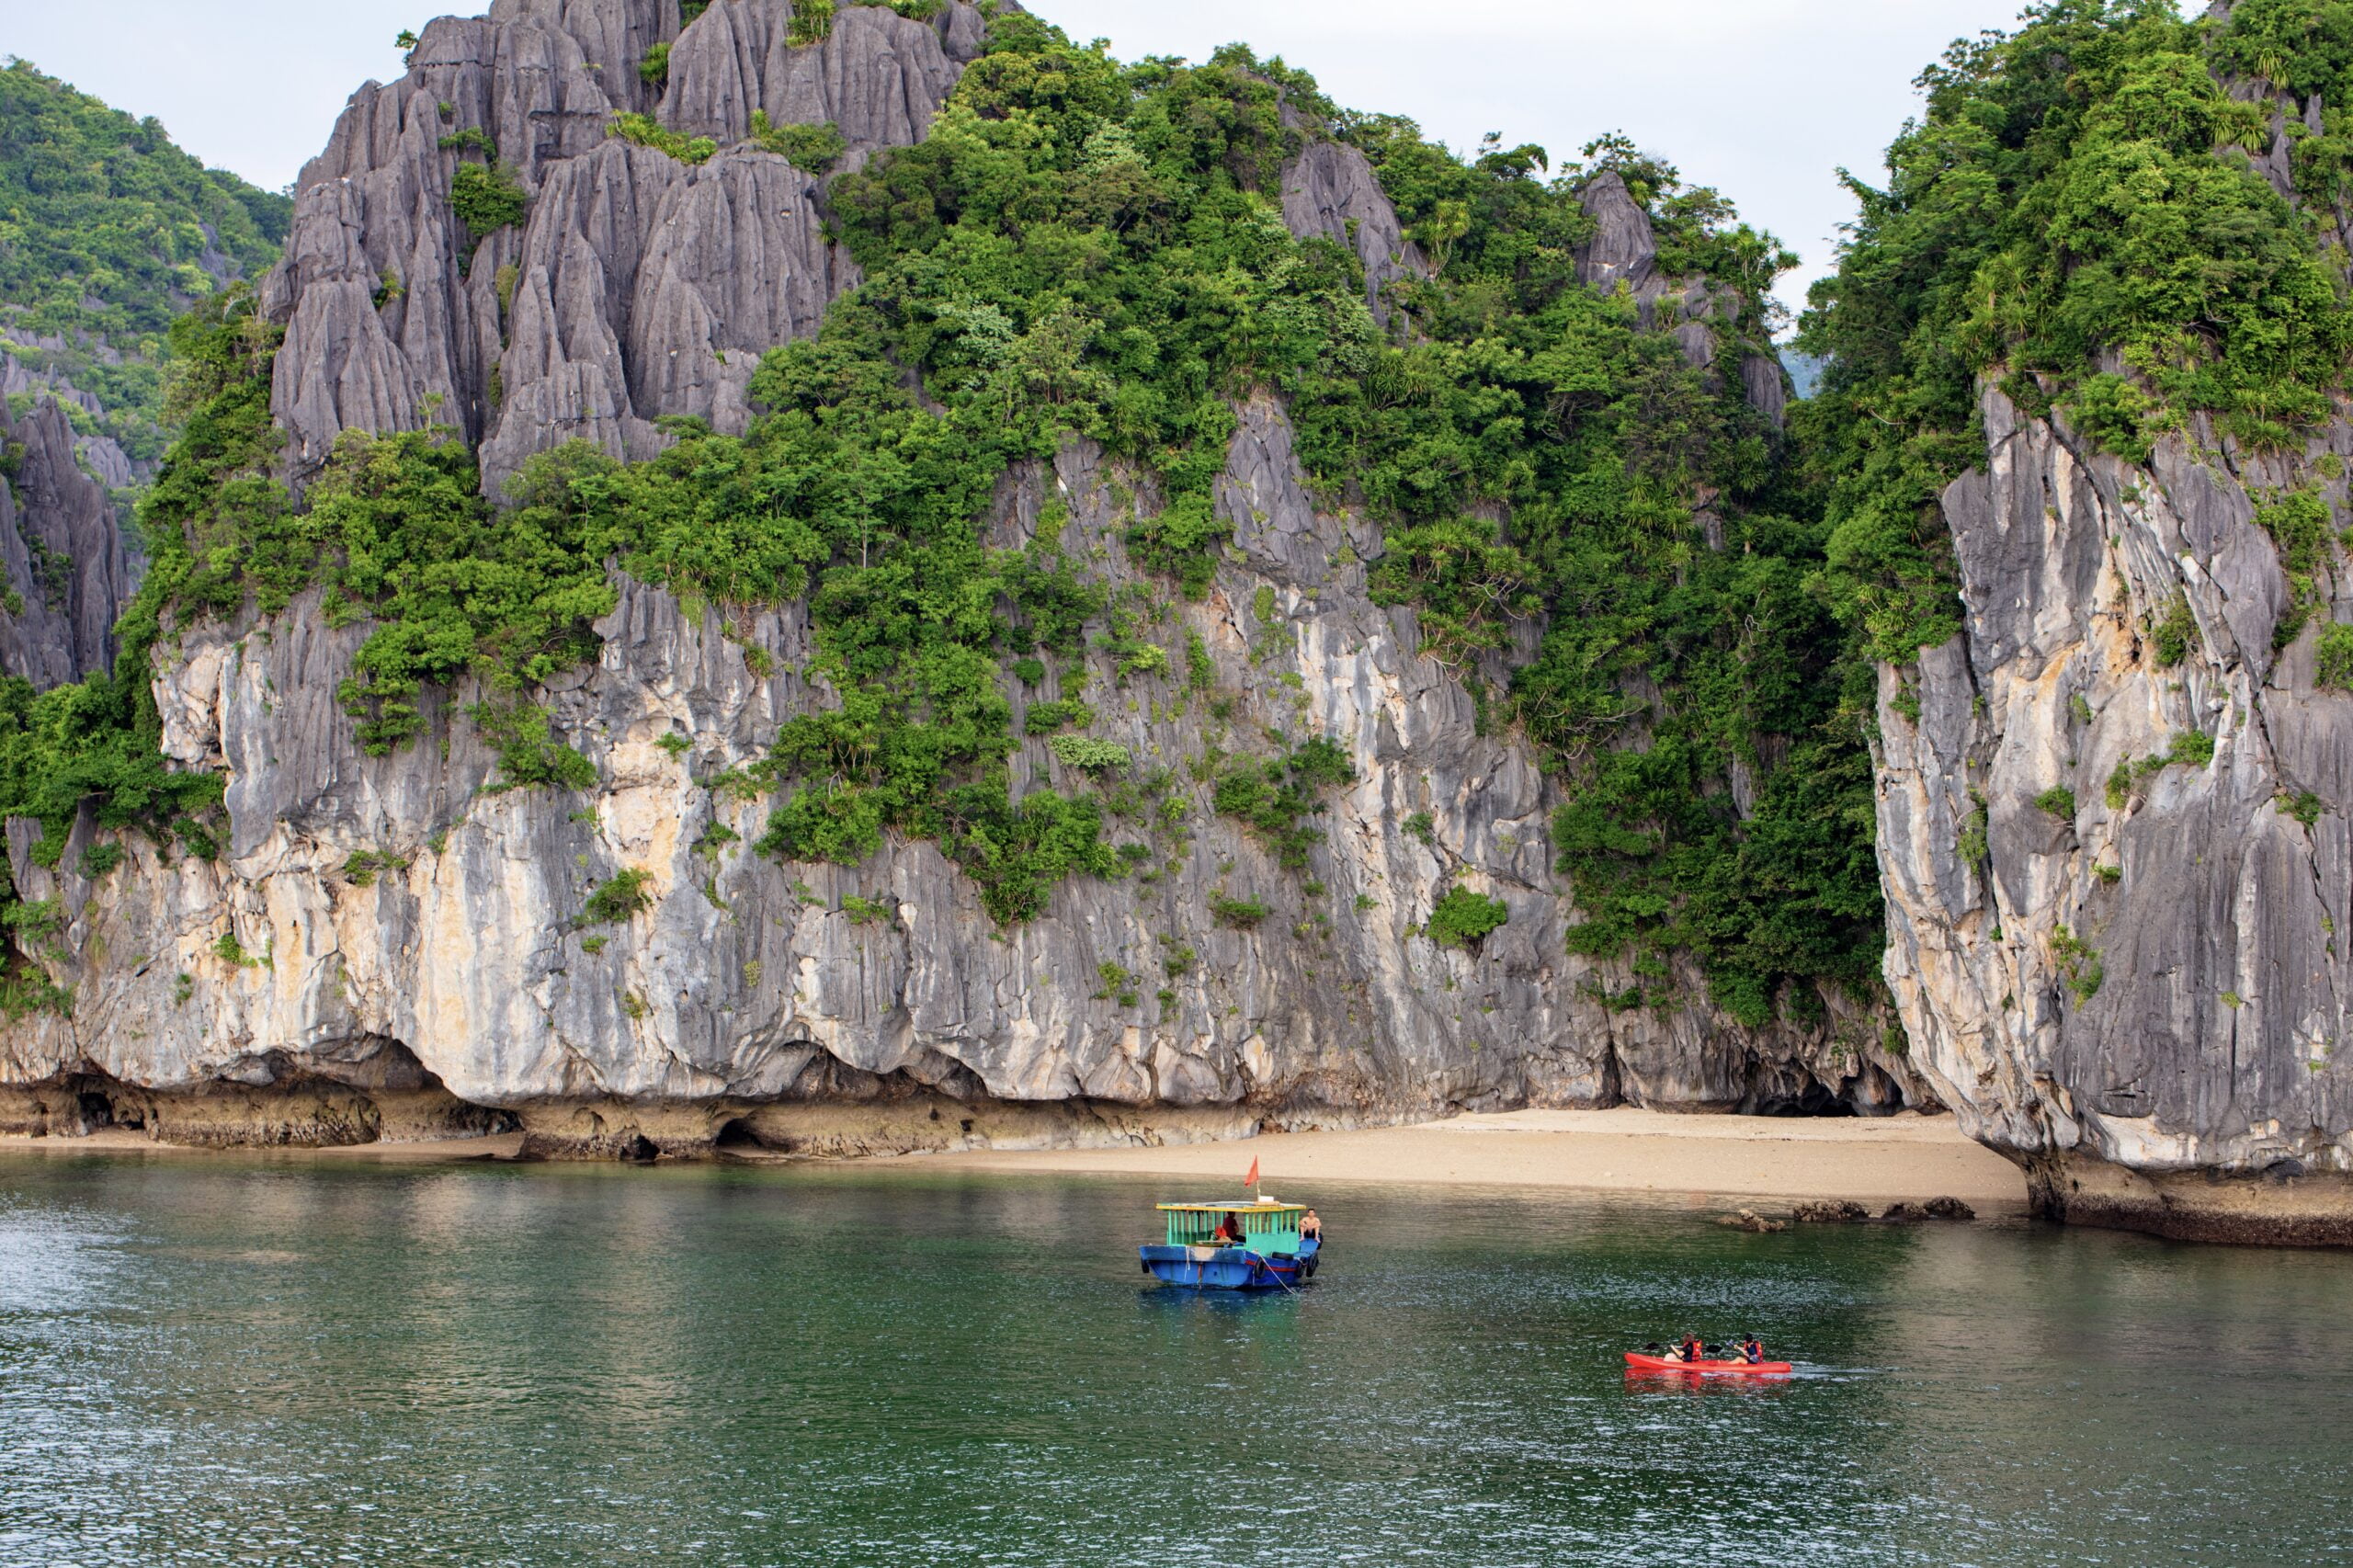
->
[0,1153,2347,1567]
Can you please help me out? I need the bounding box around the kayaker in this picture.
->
[1683,1335,1707,1364]
[1740,1335,1764,1365]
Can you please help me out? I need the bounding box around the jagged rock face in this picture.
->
[1574,172,1785,430]
[0,398,134,689]
[1877,383,2353,1242]
[0,347,147,491]
[0,396,1922,1155]
[264,9,611,478]
[1575,171,1658,293]
[1279,141,1426,326]
[0,0,1922,1156]
[661,0,989,165]
[266,0,995,494]
[479,141,850,493]
[491,0,676,118]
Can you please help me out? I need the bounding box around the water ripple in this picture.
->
[0,1160,2346,1565]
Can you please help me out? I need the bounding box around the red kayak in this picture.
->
[1624,1352,1792,1375]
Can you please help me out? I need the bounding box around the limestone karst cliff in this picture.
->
[13,0,2353,1250]
[0,0,1928,1160]
[0,397,134,689]
[1826,0,2353,1244]
[1873,384,2353,1244]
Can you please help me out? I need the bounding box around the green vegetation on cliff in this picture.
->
[16,0,2353,1056]
[1314,123,1876,1025]
[0,60,291,465]
[1802,0,2353,663]
[0,290,259,1011]
[0,11,1877,1026]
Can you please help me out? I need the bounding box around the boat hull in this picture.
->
[1623,1352,1793,1375]
[1140,1239,1319,1291]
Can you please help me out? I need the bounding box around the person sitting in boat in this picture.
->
[1301,1210,1323,1241]
[1740,1335,1764,1365]
[1683,1335,1708,1364]
[1213,1212,1244,1244]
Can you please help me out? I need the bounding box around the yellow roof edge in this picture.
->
[1155,1200,1307,1211]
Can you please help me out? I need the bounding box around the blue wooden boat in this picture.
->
[1139,1198,1320,1290]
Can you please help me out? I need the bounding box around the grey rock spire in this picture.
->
[0,397,134,689]
[267,0,997,494]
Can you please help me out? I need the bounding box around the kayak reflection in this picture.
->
[1623,1369,1796,1397]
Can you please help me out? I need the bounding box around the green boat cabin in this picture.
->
[1157,1200,1308,1255]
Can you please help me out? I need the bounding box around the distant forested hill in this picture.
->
[0,58,290,480]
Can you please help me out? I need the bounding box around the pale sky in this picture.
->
[0,0,2051,320]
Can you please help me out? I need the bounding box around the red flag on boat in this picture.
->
[1245,1156,1260,1190]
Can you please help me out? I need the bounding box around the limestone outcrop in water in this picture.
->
[1859,2,2353,1244]
[1876,382,2353,1245]
[14,0,2353,1258]
[0,421,1893,1153]
[0,384,1914,1157]
[0,0,1928,1159]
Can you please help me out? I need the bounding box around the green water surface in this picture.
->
[0,1153,2346,1565]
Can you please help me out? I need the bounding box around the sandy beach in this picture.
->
[926,1108,2029,1207]
[0,1108,2029,1208]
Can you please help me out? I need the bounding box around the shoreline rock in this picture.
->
[1716,1209,1790,1233]
[1790,1197,1977,1226]
[2025,1152,2353,1247]
[1790,1199,1871,1223]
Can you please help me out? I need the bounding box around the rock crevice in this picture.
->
[0,396,135,688]
[1877,381,2353,1243]
[2,404,1927,1154]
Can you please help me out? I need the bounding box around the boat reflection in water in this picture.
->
[1139,1198,1320,1291]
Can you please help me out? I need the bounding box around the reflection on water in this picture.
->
[0,1155,2346,1566]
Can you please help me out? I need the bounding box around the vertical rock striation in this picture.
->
[1877,381,2353,1243]
[0,397,134,688]
[1861,12,2353,1244]
[0,0,1932,1156]
[266,0,999,493]
[660,0,987,164]
[1279,140,1426,326]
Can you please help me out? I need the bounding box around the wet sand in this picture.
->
[0,1128,529,1163]
[925,1108,2029,1207]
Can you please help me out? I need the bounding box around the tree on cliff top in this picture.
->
[0,59,291,462]
[1802,0,2353,663]
[0,11,1877,1029]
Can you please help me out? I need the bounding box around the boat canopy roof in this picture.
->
[1156,1199,1307,1214]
